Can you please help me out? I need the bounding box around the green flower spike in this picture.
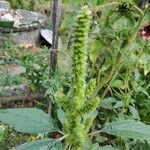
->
[56,6,100,149]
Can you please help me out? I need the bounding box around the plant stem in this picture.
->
[123,6,144,50]
[93,3,145,99]
[57,134,68,141]
[89,130,102,136]
[94,2,119,13]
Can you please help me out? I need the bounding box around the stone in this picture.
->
[0,1,10,9]
[0,9,47,47]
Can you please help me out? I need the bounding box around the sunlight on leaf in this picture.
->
[102,120,150,141]
[0,108,58,133]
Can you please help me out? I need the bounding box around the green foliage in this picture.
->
[57,108,66,125]
[0,0,150,149]
[97,0,107,5]
[21,47,63,102]
[56,6,100,149]
[22,48,49,87]
[96,145,119,150]
[0,125,5,141]
[100,97,118,110]
[0,40,29,87]
[102,120,150,141]
[6,0,49,10]
[0,124,29,149]
[0,108,57,133]
[7,0,24,9]
[131,141,150,150]
[12,139,63,150]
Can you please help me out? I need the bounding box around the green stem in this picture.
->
[94,2,119,12]
[100,65,121,99]
[93,4,145,98]
[57,134,68,141]
[123,6,144,50]
[133,5,144,16]
[89,130,102,136]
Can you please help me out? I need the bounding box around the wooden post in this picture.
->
[50,0,62,76]
[48,0,62,115]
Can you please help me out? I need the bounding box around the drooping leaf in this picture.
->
[12,138,63,150]
[102,120,150,141]
[0,108,58,133]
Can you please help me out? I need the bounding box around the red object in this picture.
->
[0,13,5,17]
[141,23,150,39]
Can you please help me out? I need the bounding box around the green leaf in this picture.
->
[83,137,93,150]
[144,55,150,75]
[101,97,117,109]
[102,120,150,141]
[92,144,119,150]
[110,79,124,88]
[144,11,150,23]
[129,106,140,120]
[139,54,150,76]
[57,108,66,125]
[113,101,123,108]
[60,13,76,31]
[0,125,5,141]
[99,56,112,73]
[12,138,63,150]
[112,16,135,32]
[83,110,98,121]
[89,40,104,63]
[95,135,107,143]
[97,0,106,5]
[0,108,58,133]
[92,143,100,150]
